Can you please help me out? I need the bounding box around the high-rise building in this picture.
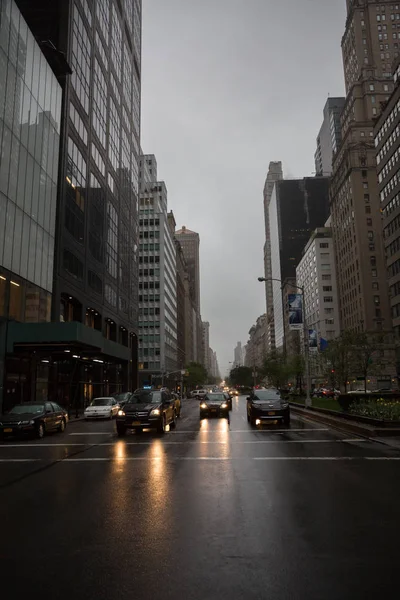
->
[201,321,210,371]
[314,97,346,176]
[263,161,283,352]
[375,57,400,340]
[296,226,341,346]
[269,178,330,349]
[244,315,267,369]
[175,225,202,362]
[330,0,395,333]
[138,156,177,385]
[233,341,243,367]
[11,0,142,408]
[209,349,220,380]
[0,0,64,412]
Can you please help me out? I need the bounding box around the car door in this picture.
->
[162,392,173,424]
[51,403,62,428]
[44,402,56,430]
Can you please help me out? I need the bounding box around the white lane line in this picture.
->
[0,458,40,462]
[67,429,330,436]
[0,439,364,449]
[69,432,113,436]
[253,457,400,461]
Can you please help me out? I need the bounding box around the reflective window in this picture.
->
[95,30,108,71]
[96,0,110,44]
[92,58,107,149]
[111,4,122,81]
[63,249,84,280]
[106,201,118,278]
[79,0,92,26]
[108,98,120,172]
[0,2,61,296]
[92,142,105,177]
[69,102,88,145]
[71,4,91,114]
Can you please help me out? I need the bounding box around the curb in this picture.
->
[290,405,400,446]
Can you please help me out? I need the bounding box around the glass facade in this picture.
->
[0,0,62,320]
[59,0,141,343]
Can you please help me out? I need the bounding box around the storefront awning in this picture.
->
[6,321,131,362]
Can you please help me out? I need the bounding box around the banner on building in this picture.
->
[288,294,303,330]
[309,329,318,353]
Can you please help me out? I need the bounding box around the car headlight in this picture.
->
[20,420,31,425]
[150,408,161,416]
[281,402,289,409]
[221,403,228,409]
[117,410,125,416]
[200,403,207,409]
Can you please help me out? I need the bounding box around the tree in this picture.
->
[229,366,253,387]
[262,351,294,389]
[322,329,358,392]
[352,331,385,392]
[186,362,208,388]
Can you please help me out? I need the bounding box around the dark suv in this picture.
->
[247,388,290,426]
[116,389,177,436]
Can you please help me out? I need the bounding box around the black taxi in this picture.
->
[116,388,177,436]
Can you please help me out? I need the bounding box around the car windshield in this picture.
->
[9,404,44,414]
[206,394,225,401]
[253,390,281,401]
[130,391,162,404]
[90,399,112,406]
[112,393,131,402]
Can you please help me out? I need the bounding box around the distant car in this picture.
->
[112,392,133,409]
[84,397,119,420]
[247,388,290,426]
[230,389,239,396]
[116,388,177,435]
[0,402,68,439]
[191,389,207,399]
[199,393,229,419]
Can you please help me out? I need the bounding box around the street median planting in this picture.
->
[349,398,400,421]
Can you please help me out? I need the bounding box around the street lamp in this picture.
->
[258,277,311,407]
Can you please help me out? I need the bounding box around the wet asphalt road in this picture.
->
[1,396,400,600]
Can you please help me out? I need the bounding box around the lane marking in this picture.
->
[253,457,400,461]
[0,458,40,462]
[0,456,398,463]
[67,428,330,436]
[0,439,364,449]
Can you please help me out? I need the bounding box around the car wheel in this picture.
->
[109,411,113,420]
[36,422,45,439]
[284,412,291,426]
[250,414,257,427]
[157,416,166,434]
[117,426,126,437]
[247,411,250,423]
[170,412,177,429]
[58,418,66,433]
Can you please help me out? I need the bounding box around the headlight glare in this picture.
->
[221,403,228,409]
[117,410,125,416]
[200,403,207,409]
[150,408,161,416]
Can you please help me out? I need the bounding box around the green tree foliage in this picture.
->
[262,351,294,389]
[186,362,208,388]
[229,366,253,387]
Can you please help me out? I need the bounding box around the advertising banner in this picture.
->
[309,329,318,353]
[288,294,303,330]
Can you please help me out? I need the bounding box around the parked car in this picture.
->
[84,397,120,420]
[171,392,182,417]
[199,393,229,420]
[247,388,290,426]
[191,389,207,399]
[116,388,177,436]
[0,402,68,439]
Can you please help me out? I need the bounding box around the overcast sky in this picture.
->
[140,0,347,376]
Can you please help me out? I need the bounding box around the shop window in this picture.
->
[9,277,24,321]
[0,274,6,317]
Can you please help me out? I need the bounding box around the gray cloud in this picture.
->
[141,0,346,374]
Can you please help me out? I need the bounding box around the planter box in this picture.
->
[289,401,400,428]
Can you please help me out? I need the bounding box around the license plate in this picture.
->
[268,412,275,416]
[211,409,217,413]
[3,428,12,433]
[132,421,141,426]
